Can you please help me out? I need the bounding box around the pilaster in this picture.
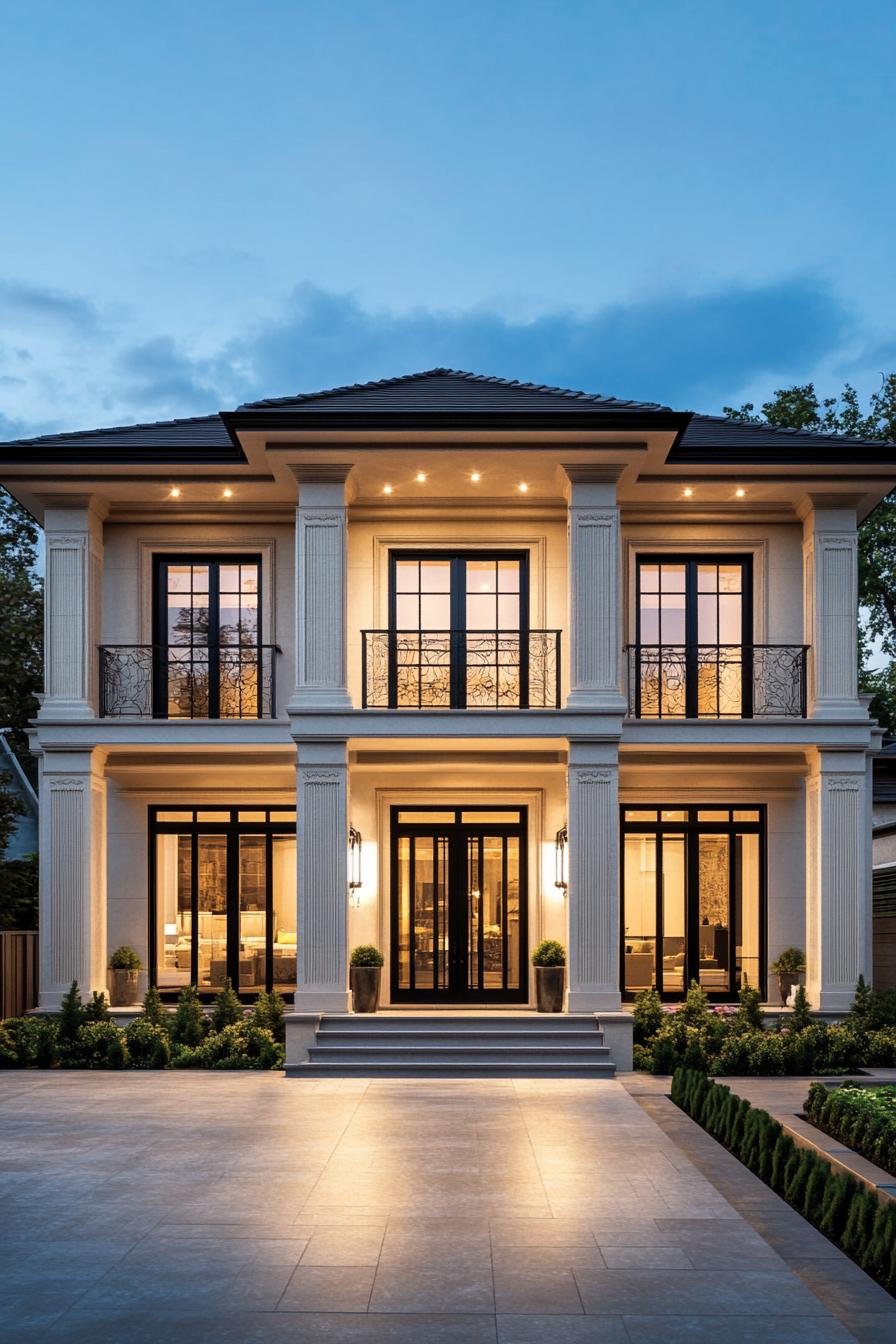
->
[38,748,107,1009]
[562,466,626,712]
[566,739,621,1011]
[805,749,872,1011]
[289,465,353,712]
[801,498,863,719]
[294,738,351,1011]
[39,497,106,719]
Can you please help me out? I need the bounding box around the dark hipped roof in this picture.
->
[1,367,894,464]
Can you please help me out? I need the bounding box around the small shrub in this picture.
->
[842,1187,878,1260]
[141,986,169,1031]
[350,944,385,967]
[2,1016,42,1066]
[34,1019,58,1068]
[818,1172,858,1241]
[862,1204,896,1281]
[680,980,711,1027]
[0,1023,16,1067]
[650,1033,677,1075]
[790,984,813,1032]
[124,1019,171,1069]
[530,940,565,967]
[109,946,142,971]
[171,1021,283,1070]
[211,978,243,1031]
[801,1157,829,1225]
[170,985,207,1048]
[76,1021,129,1069]
[769,1132,796,1192]
[734,982,764,1033]
[58,981,85,1049]
[784,1148,815,1208]
[632,1042,653,1071]
[84,991,110,1022]
[770,947,806,976]
[250,990,285,1043]
[633,987,663,1045]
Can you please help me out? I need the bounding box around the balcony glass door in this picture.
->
[391,806,527,1001]
[635,556,751,717]
[389,552,529,708]
[153,555,261,718]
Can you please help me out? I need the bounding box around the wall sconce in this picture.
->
[554,826,568,892]
[348,826,363,903]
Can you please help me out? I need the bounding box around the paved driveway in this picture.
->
[0,1072,878,1342]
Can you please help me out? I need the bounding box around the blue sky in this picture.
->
[0,0,894,437]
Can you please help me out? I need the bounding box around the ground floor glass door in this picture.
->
[391,807,527,1001]
[621,805,764,1001]
[152,807,297,999]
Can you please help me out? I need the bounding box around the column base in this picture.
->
[807,986,857,1013]
[564,690,628,714]
[567,989,622,1012]
[292,989,352,1013]
[288,689,353,713]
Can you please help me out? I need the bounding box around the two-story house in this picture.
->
[1,369,892,1071]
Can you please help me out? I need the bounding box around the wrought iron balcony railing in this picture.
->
[625,643,808,719]
[99,644,281,719]
[362,629,561,709]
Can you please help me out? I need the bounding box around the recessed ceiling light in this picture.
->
[735,487,746,498]
[470,471,481,483]
[222,487,233,498]
[383,484,393,495]
[415,472,426,483]
[683,487,694,497]
[169,487,181,498]
[518,482,529,493]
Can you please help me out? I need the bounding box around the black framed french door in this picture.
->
[150,806,297,1000]
[390,806,528,1002]
[620,805,766,1001]
[635,555,753,718]
[152,555,262,718]
[388,551,530,708]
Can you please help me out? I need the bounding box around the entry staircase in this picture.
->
[287,1012,617,1077]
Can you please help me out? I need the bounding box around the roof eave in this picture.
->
[223,408,692,436]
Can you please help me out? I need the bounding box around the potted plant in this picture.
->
[532,939,566,1012]
[108,946,142,1007]
[770,947,806,1005]
[350,945,384,1013]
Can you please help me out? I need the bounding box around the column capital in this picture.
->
[289,464,355,506]
[561,463,625,506]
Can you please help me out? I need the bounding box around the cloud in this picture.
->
[0,271,858,436]
[0,280,102,333]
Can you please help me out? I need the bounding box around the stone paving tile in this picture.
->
[0,1071,872,1340]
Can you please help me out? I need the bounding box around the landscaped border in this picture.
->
[672,1066,896,1294]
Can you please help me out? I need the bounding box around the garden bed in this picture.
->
[673,1067,896,1295]
[0,980,285,1071]
[805,1081,896,1179]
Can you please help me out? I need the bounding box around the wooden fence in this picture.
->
[0,931,38,1019]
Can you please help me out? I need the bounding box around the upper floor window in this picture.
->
[155,557,262,718]
[633,555,752,718]
[362,550,560,709]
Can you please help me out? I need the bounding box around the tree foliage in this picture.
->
[0,489,42,763]
[724,377,896,735]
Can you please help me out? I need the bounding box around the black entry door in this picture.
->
[391,807,527,1002]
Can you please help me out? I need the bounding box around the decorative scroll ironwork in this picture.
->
[362,630,560,709]
[625,644,808,720]
[99,645,280,718]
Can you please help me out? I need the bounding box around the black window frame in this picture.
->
[387,549,531,709]
[634,554,753,718]
[152,553,263,719]
[620,803,767,1002]
[148,805,295,1002]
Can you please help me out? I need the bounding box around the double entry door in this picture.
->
[391,806,527,1002]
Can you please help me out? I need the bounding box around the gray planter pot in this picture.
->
[776,971,802,1006]
[534,965,565,1013]
[350,966,381,1013]
[109,968,140,1007]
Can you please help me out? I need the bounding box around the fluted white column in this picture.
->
[801,498,863,719]
[566,742,621,1011]
[563,465,626,712]
[289,465,353,712]
[40,498,105,719]
[805,750,872,1011]
[294,739,351,1011]
[38,749,107,1009]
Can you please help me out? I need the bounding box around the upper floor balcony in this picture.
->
[99,643,281,719]
[361,629,561,709]
[624,643,808,720]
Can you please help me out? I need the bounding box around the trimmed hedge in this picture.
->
[805,1082,896,1179]
[673,1066,896,1295]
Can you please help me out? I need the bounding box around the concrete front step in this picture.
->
[288,1059,617,1077]
[287,1011,618,1078]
